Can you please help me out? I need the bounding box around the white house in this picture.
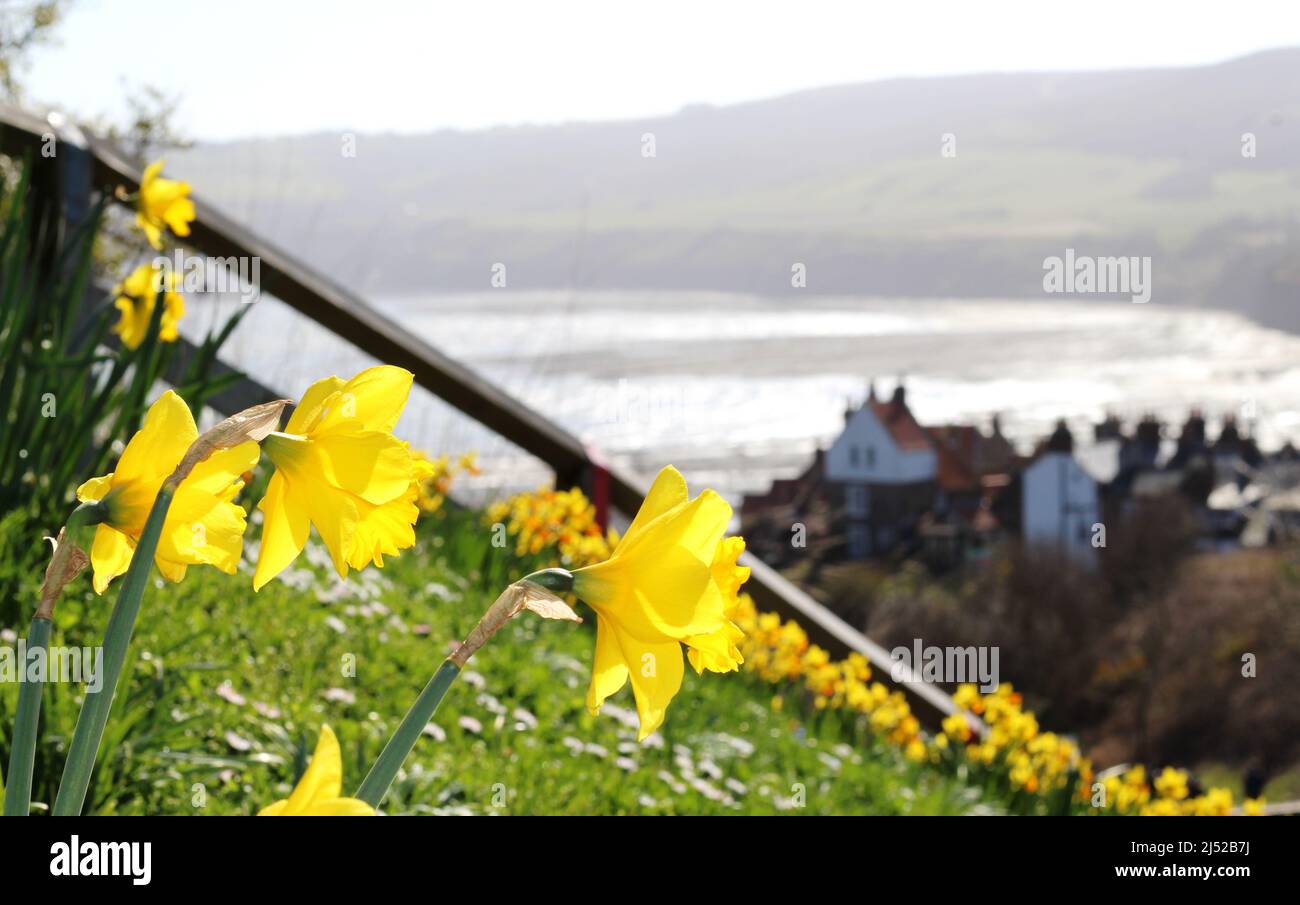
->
[824,386,938,557]
[1022,451,1100,561]
[825,387,937,485]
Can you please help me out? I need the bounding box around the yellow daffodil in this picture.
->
[75,390,258,594]
[112,262,185,350]
[412,449,478,514]
[1154,766,1190,801]
[136,160,195,250]
[572,465,746,740]
[258,726,374,816]
[253,366,425,590]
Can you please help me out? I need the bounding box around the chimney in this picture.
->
[891,383,906,407]
[1094,413,1122,442]
[1135,416,1161,448]
[1045,419,1074,454]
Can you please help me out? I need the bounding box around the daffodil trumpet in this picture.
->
[355,576,581,807]
[3,503,102,817]
[52,399,287,816]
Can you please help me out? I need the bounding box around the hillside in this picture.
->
[173,49,1300,330]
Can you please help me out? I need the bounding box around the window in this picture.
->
[866,446,876,470]
[846,484,869,517]
[849,445,860,467]
[848,524,869,558]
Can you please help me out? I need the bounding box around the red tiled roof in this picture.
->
[926,425,980,492]
[932,440,979,492]
[868,399,932,452]
[927,425,979,460]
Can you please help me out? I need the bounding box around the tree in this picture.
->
[0,1,66,102]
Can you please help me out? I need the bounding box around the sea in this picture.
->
[192,290,1300,505]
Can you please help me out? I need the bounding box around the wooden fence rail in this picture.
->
[0,104,967,729]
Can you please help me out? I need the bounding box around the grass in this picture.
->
[0,507,1001,816]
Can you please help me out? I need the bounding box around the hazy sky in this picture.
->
[23,0,1300,141]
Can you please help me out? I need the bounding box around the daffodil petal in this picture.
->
[576,544,725,642]
[76,472,115,503]
[285,376,345,434]
[586,617,630,715]
[114,390,197,487]
[323,365,414,433]
[309,429,413,505]
[616,634,684,742]
[617,465,689,550]
[283,726,344,814]
[302,479,360,579]
[159,491,247,573]
[163,197,195,236]
[89,525,135,595]
[136,211,163,251]
[141,159,164,185]
[300,797,376,816]
[182,441,259,496]
[155,557,187,583]
[253,471,311,590]
[619,486,732,562]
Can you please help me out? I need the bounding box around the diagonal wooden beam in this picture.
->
[0,104,970,729]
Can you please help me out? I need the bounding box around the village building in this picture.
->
[1019,422,1102,562]
[742,383,1014,567]
[742,389,1290,572]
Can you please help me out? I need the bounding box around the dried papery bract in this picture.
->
[36,528,91,620]
[450,577,582,668]
[169,398,290,489]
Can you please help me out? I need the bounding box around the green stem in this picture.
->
[353,571,573,809]
[52,484,176,816]
[355,660,461,807]
[3,501,103,817]
[2,618,51,816]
